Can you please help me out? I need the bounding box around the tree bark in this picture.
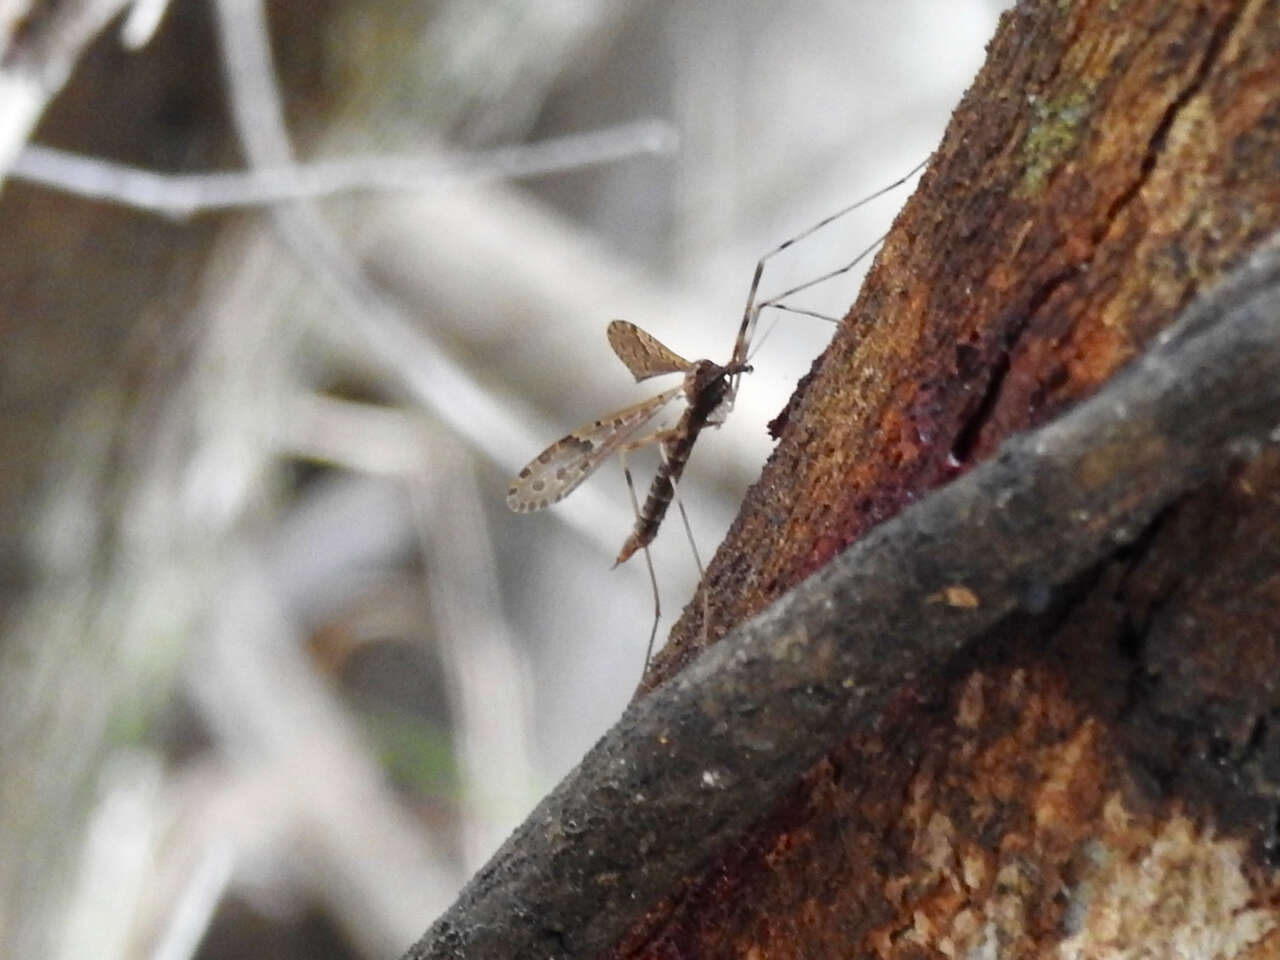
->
[629,0,1280,955]
[408,0,1280,956]
[406,243,1280,958]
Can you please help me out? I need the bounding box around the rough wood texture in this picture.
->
[654,0,1280,680]
[406,234,1280,958]
[401,0,1280,957]
[621,0,1280,955]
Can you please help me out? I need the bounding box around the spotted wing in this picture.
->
[506,386,683,512]
[607,320,693,382]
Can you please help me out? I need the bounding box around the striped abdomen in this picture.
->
[614,360,733,565]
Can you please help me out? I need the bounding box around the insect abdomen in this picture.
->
[613,366,726,566]
[614,441,686,566]
[616,391,716,568]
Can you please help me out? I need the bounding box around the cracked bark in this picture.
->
[407,0,1280,957]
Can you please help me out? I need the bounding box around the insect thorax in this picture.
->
[684,356,752,427]
[682,359,729,408]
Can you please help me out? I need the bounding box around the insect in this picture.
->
[507,158,929,666]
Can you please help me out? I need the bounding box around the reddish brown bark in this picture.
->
[626,0,1280,956]
[655,0,1280,681]
[410,247,1280,958]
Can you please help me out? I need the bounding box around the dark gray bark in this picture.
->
[404,237,1280,959]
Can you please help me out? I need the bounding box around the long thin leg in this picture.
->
[652,431,712,673]
[745,302,843,367]
[758,234,888,314]
[746,234,888,362]
[664,440,715,651]
[617,428,703,671]
[620,450,662,673]
[616,437,675,670]
[658,438,703,577]
[763,303,839,323]
[731,156,930,369]
[654,440,721,654]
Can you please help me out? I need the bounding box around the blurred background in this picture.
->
[0,1,1005,957]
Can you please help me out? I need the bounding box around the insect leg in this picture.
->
[617,428,704,673]
[656,435,703,577]
[760,303,840,323]
[758,233,887,315]
[732,156,929,374]
[619,444,663,673]
[655,432,716,676]
[746,233,887,361]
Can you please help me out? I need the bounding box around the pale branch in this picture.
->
[0,0,133,176]
[10,120,677,218]
[118,0,171,50]
[404,232,1280,960]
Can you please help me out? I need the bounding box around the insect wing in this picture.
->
[607,320,693,382]
[506,386,683,512]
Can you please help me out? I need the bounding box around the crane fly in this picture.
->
[506,320,752,561]
[505,316,755,671]
[506,157,930,668]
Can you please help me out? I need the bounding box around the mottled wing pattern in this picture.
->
[506,386,684,512]
[607,320,693,382]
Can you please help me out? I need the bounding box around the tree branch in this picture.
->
[403,235,1280,959]
[8,121,675,217]
[0,0,131,175]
